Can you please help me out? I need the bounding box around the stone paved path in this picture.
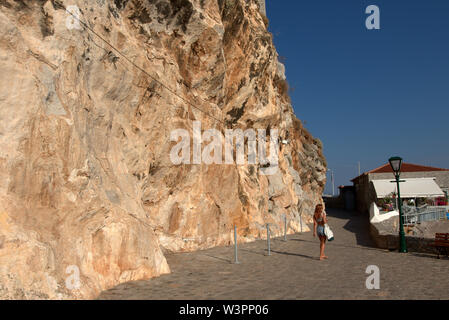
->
[98,208,449,299]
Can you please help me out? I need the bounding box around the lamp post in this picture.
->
[388,156,408,253]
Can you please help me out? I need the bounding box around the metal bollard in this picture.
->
[283,214,287,241]
[266,224,271,256]
[233,225,240,264]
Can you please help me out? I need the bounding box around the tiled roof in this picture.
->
[351,162,449,182]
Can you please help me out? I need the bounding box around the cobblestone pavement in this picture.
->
[98,208,448,300]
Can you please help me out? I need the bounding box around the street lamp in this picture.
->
[388,156,407,253]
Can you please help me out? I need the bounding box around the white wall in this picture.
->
[370,202,398,223]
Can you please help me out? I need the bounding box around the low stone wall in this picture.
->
[370,220,449,254]
[370,224,438,254]
[323,196,344,209]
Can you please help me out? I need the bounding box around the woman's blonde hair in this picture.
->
[315,203,323,213]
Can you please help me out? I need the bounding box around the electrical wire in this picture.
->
[61,2,228,126]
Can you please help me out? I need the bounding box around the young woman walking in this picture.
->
[313,204,328,260]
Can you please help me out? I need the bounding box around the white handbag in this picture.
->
[324,224,334,241]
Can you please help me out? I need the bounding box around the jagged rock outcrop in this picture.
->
[0,0,326,299]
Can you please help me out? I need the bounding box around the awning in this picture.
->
[372,178,444,198]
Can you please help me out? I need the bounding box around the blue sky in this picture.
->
[266,0,449,194]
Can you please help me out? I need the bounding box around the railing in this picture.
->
[403,205,449,225]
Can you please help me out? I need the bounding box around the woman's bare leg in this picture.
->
[319,236,327,260]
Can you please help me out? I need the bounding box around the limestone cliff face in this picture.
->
[0,0,326,299]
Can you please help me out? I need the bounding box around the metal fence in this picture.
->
[403,205,449,225]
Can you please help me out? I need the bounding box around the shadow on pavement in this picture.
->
[270,250,317,260]
[202,254,232,264]
[326,208,376,248]
[240,248,268,257]
[290,238,384,252]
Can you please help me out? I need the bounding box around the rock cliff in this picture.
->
[0,0,326,299]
